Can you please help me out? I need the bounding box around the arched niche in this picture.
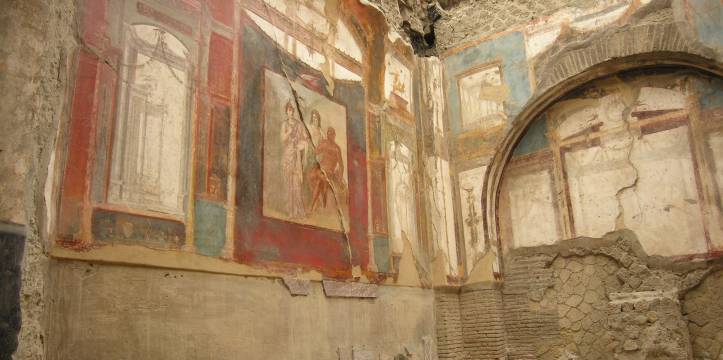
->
[482,51,723,275]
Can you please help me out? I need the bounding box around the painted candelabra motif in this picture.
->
[458,166,487,268]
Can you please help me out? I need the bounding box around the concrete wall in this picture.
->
[46,259,436,360]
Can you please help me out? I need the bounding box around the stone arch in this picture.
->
[533,22,720,93]
[482,48,722,274]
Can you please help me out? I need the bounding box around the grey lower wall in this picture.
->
[46,260,436,360]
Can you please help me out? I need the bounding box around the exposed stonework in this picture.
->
[363,0,440,55]
[459,283,505,359]
[502,231,723,359]
[547,255,621,358]
[503,255,562,359]
[434,289,463,359]
[435,231,723,359]
[607,291,692,359]
[534,22,718,94]
[684,269,723,359]
[434,0,597,53]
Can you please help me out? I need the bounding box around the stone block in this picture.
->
[282,276,310,296]
[323,280,378,298]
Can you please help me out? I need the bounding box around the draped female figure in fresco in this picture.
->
[280,100,308,219]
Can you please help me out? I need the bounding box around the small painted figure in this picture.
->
[307,109,324,147]
[304,109,323,174]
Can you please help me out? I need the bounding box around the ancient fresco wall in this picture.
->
[424,0,723,283]
[44,0,444,357]
[500,69,722,259]
[52,0,439,287]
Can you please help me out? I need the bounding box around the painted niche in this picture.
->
[109,24,192,216]
[499,69,723,258]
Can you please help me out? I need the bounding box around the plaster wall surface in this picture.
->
[46,259,436,360]
[0,1,77,359]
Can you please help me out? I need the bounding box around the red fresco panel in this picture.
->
[370,161,388,235]
[208,32,234,100]
[81,0,109,49]
[58,50,100,243]
[207,0,234,27]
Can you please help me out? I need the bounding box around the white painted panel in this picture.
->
[507,169,560,248]
[565,136,636,238]
[706,131,723,249]
[335,21,363,62]
[109,25,190,215]
[388,142,418,255]
[621,126,707,256]
[426,156,458,276]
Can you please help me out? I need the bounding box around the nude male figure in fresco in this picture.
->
[280,100,308,219]
[308,125,346,213]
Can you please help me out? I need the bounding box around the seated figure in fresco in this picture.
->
[308,126,345,213]
[280,100,308,219]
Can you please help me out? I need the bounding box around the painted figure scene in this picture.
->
[262,70,350,231]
